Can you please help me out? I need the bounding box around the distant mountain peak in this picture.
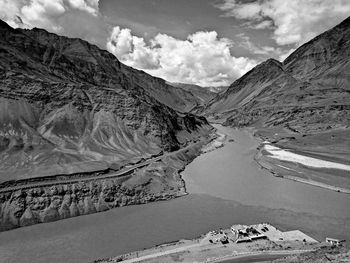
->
[202,15,350,132]
[225,57,284,95]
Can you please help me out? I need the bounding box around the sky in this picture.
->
[1,0,349,87]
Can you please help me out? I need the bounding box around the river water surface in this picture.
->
[0,125,349,263]
[183,124,350,218]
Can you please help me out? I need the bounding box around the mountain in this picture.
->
[201,16,350,190]
[167,82,217,105]
[202,15,350,132]
[0,19,211,183]
[208,85,228,94]
[203,16,350,132]
[0,20,215,231]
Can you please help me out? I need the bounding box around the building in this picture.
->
[326,238,345,246]
[236,237,251,243]
[250,234,267,241]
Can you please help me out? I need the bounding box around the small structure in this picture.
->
[250,234,267,241]
[236,237,251,243]
[225,231,237,243]
[326,238,345,246]
[220,235,229,244]
[207,230,228,244]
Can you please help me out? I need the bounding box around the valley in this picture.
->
[200,17,350,193]
[0,11,349,263]
[1,125,349,263]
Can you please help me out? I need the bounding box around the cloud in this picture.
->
[0,0,100,32]
[107,26,160,69]
[249,20,273,29]
[237,33,295,62]
[66,0,99,15]
[107,27,257,87]
[278,48,296,62]
[215,0,350,46]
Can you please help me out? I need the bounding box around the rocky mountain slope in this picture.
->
[0,19,211,184]
[0,140,208,231]
[0,19,214,230]
[167,82,218,105]
[200,16,350,190]
[202,16,350,132]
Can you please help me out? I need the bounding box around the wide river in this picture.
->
[0,125,349,263]
[183,124,350,218]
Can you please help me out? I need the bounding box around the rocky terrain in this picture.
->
[167,82,218,105]
[0,19,212,180]
[272,246,350,263]
[200,16,350,190]
[202,17,350,132]
[0,139,207,231]
[0,19,213,230]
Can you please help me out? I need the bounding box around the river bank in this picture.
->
[182,124,350,218]
[0,132,213,232]
[252,126,350,194]
[95,223,318,263]
[208,120,350,194]
[254,141,350,194]
[1,193,349,263]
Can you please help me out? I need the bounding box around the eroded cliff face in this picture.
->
[1,176,178,231]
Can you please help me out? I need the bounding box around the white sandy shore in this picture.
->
[263,144,350,172]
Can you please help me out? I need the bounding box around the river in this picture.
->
[182,124,350,218]
[0,125,349,263]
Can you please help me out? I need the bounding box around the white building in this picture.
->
[326,238,345,246]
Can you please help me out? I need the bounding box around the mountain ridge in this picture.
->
[199,16,350,191]
[0,19,215,231]
[0,19,211,181]
[201,16,350,132]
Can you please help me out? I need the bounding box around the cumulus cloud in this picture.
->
[216,0,350,46]
[0,0,99,32]
[107,27,257,87]
[107,27,160,69]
